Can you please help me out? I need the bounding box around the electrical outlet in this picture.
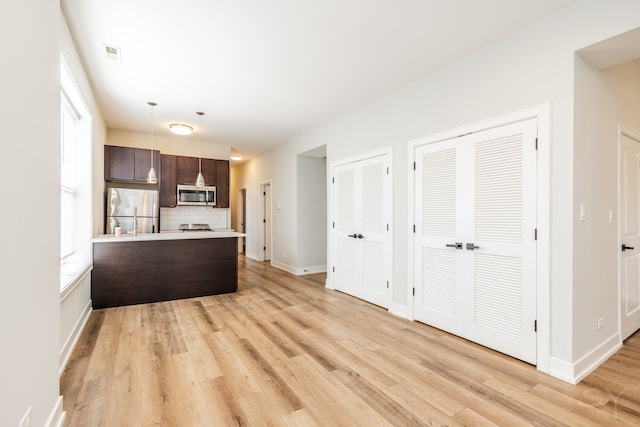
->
[19,406,32,427]
[597,317,604,331]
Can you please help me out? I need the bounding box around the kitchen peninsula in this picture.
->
[91,231,244,309]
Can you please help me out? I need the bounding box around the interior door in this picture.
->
[414,119,538,364]
[263,183,272,261]
[332,153,392,308]
[620,127,640,340]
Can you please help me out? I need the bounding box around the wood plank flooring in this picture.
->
[61,255,640,426]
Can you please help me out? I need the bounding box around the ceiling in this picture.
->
[62,0,577,161]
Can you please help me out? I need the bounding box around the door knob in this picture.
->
[446,243,463,249]
[348,234,357,238]
[466,243,480,250]
[357,234,364,239]
[622,244,635,251]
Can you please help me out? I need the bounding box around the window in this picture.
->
[60,52,92,292]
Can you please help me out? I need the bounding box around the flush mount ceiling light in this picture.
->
[230,155,243,161]
[169,123,193,135]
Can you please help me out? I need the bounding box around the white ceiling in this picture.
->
[62,0,577,160]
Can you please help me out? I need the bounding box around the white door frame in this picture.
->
[237,187,246,253]
[408,103,550,373]
[259,180,273,262]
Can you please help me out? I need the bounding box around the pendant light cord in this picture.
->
[148,101,157,168]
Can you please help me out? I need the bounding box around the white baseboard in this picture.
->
[45,396,65,427]
[573,333,621,383]
[270,259,297,275]
[295,265,327,275]
[245,252,261,261]
[325,277,334,290]
[389,303,412,320]
[59,300,92,377]
[549,333,621,384]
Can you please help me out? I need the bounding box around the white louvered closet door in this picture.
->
[414,119,537,365]
[413,139,466,335]
[333,165,358,295]
[332,153,392,309]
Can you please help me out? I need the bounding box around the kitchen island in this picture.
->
[91,231,244,309]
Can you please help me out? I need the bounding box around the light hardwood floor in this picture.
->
[61,255,640,426]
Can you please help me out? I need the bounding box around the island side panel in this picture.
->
[92,237,237,309]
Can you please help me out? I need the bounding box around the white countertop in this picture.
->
[93,231,246,243]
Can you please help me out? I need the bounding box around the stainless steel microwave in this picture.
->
[177,184,216,206]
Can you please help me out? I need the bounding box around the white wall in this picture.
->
[0,1,63,425]
[59,11,108,385]
[107,129,231,160]
[296,155,327,271]
[234,0,640,379]
[573,58,640,359]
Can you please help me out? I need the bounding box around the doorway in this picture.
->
[237,188,246,253]
[260,182,272,262]
[619,123,640,340]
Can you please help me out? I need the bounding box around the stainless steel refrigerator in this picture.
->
[106,188,159,234]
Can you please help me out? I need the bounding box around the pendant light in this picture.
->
[146,101,158,184]
[195,111,205,187]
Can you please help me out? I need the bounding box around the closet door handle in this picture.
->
[446,243,463,249]
[622,244,635,251]
[348,234,357,238]
[357,234,364,239]
[466,243,480,250]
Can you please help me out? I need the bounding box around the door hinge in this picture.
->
[413,161,416,170]
[387,224,389,231]
[332,222,335,228]
[332,177,335,184]
[534,320,537,332]
[413,225,416,233]
[263,246,266,251]
[535,138,538,150]
[534,228,538,240]
[263,218,266,223]
[386,166,390,175]
[263,191,266,196]
[412,287,415,296]
[386,281,389,289]
[333,266,335,273]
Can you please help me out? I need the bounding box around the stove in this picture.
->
[179,223,212,232]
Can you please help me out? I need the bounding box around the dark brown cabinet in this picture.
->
[151,151,230,208]
[160,154,178,207]
[104,145,160,183]
[215,160,229,208]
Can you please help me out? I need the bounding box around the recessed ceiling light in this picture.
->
[230,155,243,161]
[169,123,193,135]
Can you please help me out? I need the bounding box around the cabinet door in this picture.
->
[105,146,134,181]
[134,148,160,182]
[215,160,229,207]
[177,156,199,185]
[202,158,216,186]
[160,154,177,207]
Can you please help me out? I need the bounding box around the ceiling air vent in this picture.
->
[103,44,121,62]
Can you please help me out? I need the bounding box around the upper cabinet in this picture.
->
[215,159,229,208]
[104,145,161,183]
[159,153,229,208]
[160,154,178,207]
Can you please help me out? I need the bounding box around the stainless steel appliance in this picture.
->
[106,188,159,234]
[177,184,216,206]
[179,223,212,231]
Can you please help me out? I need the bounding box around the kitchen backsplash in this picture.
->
[160,207,229,231]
